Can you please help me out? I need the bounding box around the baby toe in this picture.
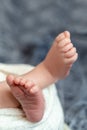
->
[20,78,26,86]
[25,80,34,89]
[64,53,78,65]
[62,43,73,53]
[14,76,22,85]
[64,31,70,38]
[64,47,76,58]
[6,74,15,86]
[30,85,39,94]
[56,32,66,42]
[58,38,71,48]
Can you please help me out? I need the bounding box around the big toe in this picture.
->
[6,74,15,86]
[64,31,70,38]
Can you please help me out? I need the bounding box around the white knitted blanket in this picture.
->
[0,63,64,130]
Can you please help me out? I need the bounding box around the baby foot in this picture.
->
[43,31,78,80]
[6,31,78,120]
[6,75,45,122]
[6,31,78,89]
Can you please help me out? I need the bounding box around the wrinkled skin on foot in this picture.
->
[6,75,45,122]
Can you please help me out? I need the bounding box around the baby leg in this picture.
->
[6,31,78,122]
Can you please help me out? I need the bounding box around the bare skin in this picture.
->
[0,31,78,122]
[0,81,20,108]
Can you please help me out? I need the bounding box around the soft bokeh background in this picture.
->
[0,0,87,130]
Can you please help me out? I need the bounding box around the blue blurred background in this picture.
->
[0,0,87,130]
